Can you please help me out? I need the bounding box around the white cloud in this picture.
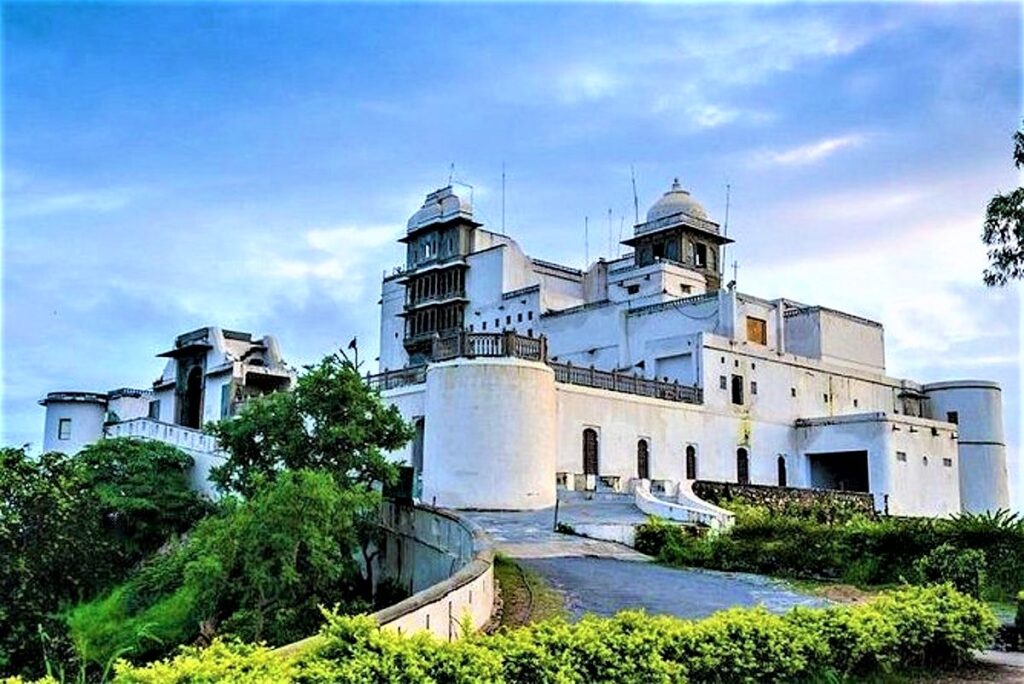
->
[266,225,398,303]
[556,66,619,104]
[759,134,866,167]
[9,188,137,217]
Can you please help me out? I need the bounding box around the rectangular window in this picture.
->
[731,375,744,405]
[469,324,474,332]
[58,418,71,440]
[719,375,728,390]
[680,284,692,294]
[506,315,511,325]
[946,411,959,425]
[528,311,534,320]
[694,243,707,268]
[527,329,533,337]
[896,451,907,462]
[220,384,233,419]
[790,387,797,398]
[148,400,160,420]
[517,313,523,322]
[943,457,953,467]
[751,381,758,395]
[494,319,499,328]
[746,317,768,345]
[482,322,487,331]
[823,393,829,403]
[853,398,859,408]
[626,284,640,295]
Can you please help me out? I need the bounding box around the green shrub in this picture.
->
[110,585,997,683]
[914,543,986,598]
[638,505,1024,600]
[1016,590,1024,631]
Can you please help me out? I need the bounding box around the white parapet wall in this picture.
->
[421,357,557,509]
[634,479,735,530]
[275,501,495,657]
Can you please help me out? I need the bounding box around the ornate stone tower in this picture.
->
[398,186,480,363]
[622,179,733,291]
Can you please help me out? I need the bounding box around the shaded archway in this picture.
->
[637,439,650,480]
[583,428,599,476]
[777,455,787,487]
[685,445,697,480]
[736,447,750,485]
[182,366,204,429]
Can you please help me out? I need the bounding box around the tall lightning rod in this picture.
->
[720,183,732,282]
[501,162,507,235]
[607,208,613,260]
[630,165,639,224]
[618,216,625,257]
[584,216,590,269]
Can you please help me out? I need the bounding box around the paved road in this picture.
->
[519,556,828,620]
[465,506,827,620]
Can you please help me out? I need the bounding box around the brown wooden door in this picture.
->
[637,440,650,480]
[583,429,599,475]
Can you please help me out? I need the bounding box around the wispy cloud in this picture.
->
[8,187,139,217]
[759,134,866,167]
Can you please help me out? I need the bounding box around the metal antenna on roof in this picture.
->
[618,216,625,257]
[630,165,640,224]
[607,208,613,260]
[584,216,590,269]
[448,163,455,185]
[720,182,732,283]
[501,162,507,235]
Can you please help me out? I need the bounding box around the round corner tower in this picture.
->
[923,380,1010,513]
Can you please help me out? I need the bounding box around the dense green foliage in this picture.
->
[982,121,1024,286]
[106,585,995,683]
[636,505,1024,600]
[913,543,986,599]
[76,439,212,562]
[67,470,374,668]
[0,442,208,678]
[1016,590,1024,631]
[207,352,412,499]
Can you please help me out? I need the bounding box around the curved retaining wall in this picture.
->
[634,480,735,530]
[276,501,494,656]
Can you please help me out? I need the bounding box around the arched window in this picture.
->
[583,429,599,476]
[736,447,750,485]
[637,440,650,480]
[777,455,787,487]
[685,445,697,480]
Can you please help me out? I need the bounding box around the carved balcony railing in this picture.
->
[550,362,703,405]
[365,365,428,392]
[432,331,547,363]
[368,332,703,405]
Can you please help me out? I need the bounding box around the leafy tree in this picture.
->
[982,122,1024,285]
[0,448,117,676]
[68,470,374,665]
[207,351,413,499]
[76,438,213,562]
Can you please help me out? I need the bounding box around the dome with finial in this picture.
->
[646,178,707,222]
[407,186,473,232]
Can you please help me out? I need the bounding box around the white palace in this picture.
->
[371,181,1011,518]
[39,180,1012,519]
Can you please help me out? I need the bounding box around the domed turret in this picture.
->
[407,186,473,232]
[646,178,707,222]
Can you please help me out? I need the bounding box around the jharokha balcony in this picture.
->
[367,331,703,405]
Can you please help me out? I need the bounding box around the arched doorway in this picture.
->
[777,455,787,487]
[637,440,650,480]
[685,445,697,480]
[582,428,599,476]
[182,366,204,429]
[736,447,750,485]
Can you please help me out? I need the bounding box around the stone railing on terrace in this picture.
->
[551,361,702,404]
[366,332,703,405]
[105,417,218,453]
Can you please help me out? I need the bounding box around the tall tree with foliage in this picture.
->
[0,448,116,676]
[207,351,413,498]
[982,122,1024,286]
[76,438,213,561]
[67,469,373,667]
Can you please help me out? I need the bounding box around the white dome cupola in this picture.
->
[646,178,708,222]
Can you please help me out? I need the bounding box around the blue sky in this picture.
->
[3,2,1021,507]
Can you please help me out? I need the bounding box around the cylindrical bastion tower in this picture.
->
[923,380,1009,513]
[421,357,556,510]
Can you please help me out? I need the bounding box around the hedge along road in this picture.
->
[465,506,828,621]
